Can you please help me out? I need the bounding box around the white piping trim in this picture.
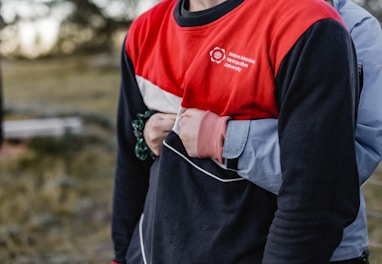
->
[163,140,245,183]
[139,214,148,264]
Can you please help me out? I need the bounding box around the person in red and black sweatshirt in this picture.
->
[111,0,360,263]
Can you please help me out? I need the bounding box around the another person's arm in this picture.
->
[348,5,382,184]
[223,119,281,193]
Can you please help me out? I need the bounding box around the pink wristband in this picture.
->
[197,111,231,163]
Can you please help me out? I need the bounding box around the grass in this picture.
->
[1,55,382,263]
[1,55,119,264]
[3,55,120,118]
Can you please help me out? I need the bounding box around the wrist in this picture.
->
[197,111,231,163]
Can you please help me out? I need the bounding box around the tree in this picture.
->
[53,0,138,54]
[359,0,382,22]
[0,0,142,57]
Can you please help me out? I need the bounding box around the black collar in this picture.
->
[175,0,244,27]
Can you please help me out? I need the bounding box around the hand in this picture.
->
[179,109,230,162]
[143,113,176,156]
[178,109,206,157]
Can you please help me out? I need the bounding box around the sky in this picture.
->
[0,0,158,58]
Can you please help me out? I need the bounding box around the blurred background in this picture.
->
[0,0,381,263]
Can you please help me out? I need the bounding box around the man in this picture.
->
[111,0,360,263]
[144,1,382,261]
[145,1,382,263]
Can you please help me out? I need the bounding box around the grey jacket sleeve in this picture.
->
[223,119,281,194]
[346,2,382,184]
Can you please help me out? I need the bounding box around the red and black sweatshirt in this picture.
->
[112,0,360,263]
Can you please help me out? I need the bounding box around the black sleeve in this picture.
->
[111,39,153,263]
[263,20,360,263]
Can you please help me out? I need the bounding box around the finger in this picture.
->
[181,108,198,117]
[178,116,188,129]
[156,119,175,132]
[156,113,177,120]
[163,113,177,120]
[150,116,173,128]
[183,109,207,120]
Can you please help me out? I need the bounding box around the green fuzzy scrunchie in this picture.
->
[132,110,157,161]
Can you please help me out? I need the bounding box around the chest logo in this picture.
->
[209,46,256,73]
[210,47,226,64]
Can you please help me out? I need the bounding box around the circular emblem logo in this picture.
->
[210,47,226,64]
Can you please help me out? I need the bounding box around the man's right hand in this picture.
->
[144,113,176,156]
